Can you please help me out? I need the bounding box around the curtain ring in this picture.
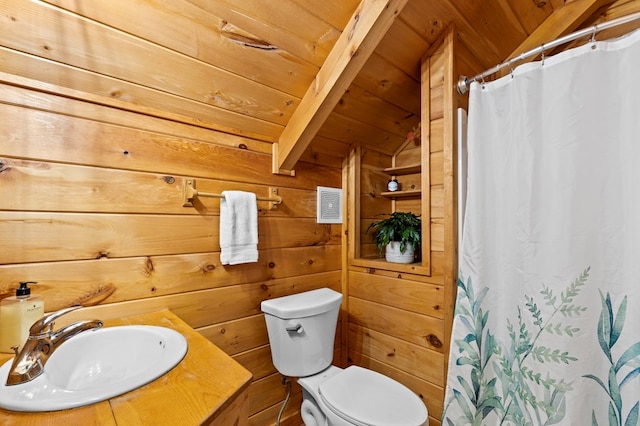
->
[590,26,597,43]
[509,63,515,79]
[480,75,486,90]
[540,43,545,66]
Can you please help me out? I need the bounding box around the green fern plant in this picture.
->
[366,211,421,256]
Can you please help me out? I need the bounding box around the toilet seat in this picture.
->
[318,366,428,426]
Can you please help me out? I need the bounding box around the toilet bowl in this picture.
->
[261,288,428,426]
[298,365,428,426]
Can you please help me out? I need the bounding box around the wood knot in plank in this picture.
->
[71,284,116,307]
[144,257,155,275]
[426,333,442,348]
[348,13,360,41]
[430,21,441,35]
[220,21,278,50]
[96,251,109,259]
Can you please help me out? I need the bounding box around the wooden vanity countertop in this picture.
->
[0,309,253,425]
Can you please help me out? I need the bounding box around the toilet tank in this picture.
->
[261,288,343,377]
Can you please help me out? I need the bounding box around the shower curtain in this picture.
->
[443,30,640,426]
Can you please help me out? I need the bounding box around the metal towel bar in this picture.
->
[182,178,282,210]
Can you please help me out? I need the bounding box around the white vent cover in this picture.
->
[317,186,343,224]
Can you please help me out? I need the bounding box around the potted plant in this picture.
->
[366,211,421,264]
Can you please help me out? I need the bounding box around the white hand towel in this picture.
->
[219,190,259,265]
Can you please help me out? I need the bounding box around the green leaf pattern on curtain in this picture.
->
[583,291,640,426]
[443,268,640,426]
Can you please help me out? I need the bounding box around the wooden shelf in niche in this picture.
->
[381,189,422,198]
[351,257,426,274]
[382,164,421,198]
[383,164,421,175]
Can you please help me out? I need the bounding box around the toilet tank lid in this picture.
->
[261,288,343,319]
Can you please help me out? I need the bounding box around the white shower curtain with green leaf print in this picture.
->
[443,29,640,426]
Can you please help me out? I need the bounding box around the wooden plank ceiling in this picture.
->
[36,0,637,171]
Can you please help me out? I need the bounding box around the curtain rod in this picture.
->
[457,11,640,95]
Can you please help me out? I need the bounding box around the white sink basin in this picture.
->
[0,325,187,412]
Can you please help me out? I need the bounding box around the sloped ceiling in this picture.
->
[11,0,638,172]
[271,0,633,172]
[183,0,635,172]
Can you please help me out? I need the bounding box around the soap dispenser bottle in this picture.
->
[0,281,45,353]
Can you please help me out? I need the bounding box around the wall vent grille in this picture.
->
[317,186,343,224]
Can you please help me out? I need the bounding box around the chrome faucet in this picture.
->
[5,306,103,386]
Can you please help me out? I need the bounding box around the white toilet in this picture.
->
[261,288,428,426]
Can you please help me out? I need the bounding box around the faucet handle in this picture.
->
[29,306,82,336]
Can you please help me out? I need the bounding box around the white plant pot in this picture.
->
[385,241,415,264]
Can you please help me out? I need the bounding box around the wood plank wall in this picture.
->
[0,84,344,426]
[0,2,344,425]
[348,50,447,426]
[0,80,343,425]
[347,27,480,426]
[2,1,637,426]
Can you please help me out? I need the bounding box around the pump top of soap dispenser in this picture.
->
[16,281,37,299]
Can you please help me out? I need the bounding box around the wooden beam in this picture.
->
[504,0,616,65]
[273,0,408,174]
